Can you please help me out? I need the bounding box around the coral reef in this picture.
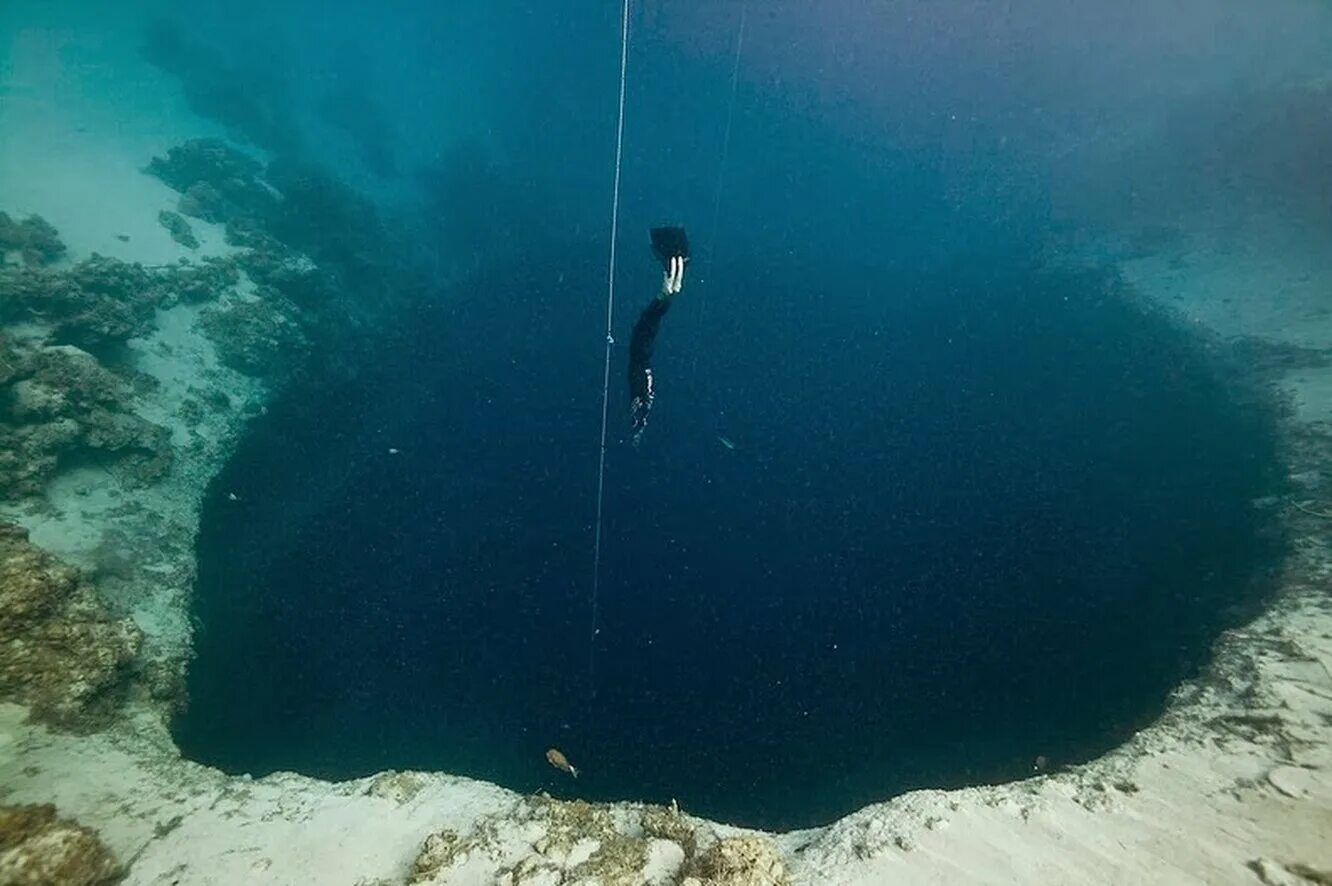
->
[263,156,394,295]
[233,245,325,306]
[156,256,239,306]
[0,344,171,496]
[684,837,791,886]
[641,803,699,856]
[408,795,785,886]
[0,522,141,729]
[185,143,391,302]
[409,830,470,883]
[144,139,425,403]
[0,256,159,352]
[199,292,307,377]
[157,210,199,250]
[0,213,261,501]
[364,770,428,804]
[0,212,66,268]
[0,246,240,352]
[0,333,19,387]
[0,804,124,885]
[145,139,277,225]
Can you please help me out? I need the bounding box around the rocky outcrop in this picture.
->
[198,293,308,377]
[0,213,65,268]
[0,256,160,352]
[0,522,141,729]
[408,795,788,886]
[0,344,171,497]
[156,210,199,250]
[145,139,278,225]
[0,804,124,885]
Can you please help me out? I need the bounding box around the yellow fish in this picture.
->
[546,747,579,778]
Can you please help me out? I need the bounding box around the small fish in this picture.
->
[388,447,400,455]
[546,747,578,779]
[717,435,736,451]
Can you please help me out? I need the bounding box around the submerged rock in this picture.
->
[408,795,784,886]
[145,138,278,224]
[0,522,141,730]
[157,209,199,250]
[199,292,308,377]
[0,256,159,351]
[0,333,20,387]
[0,804,124,885]
[177,181,227,224]
[0,345,172,497]
[0,212,66,268]
[684,836,791,886]
[157,256,239,305]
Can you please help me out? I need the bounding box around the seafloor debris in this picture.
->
[0,212,66,268]
[0,804,124,885]
[0,521,141,730]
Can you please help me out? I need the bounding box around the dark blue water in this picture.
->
[178,237,1280,829]
[167,2,1289,830]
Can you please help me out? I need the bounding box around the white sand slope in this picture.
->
[1,5,1329,885]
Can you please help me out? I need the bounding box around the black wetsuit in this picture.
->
[628,295,672,445]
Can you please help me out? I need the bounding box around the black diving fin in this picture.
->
[650,226,690,271]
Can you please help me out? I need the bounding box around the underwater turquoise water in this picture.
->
[157,0,1315,829]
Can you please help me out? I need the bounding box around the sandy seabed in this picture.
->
[1,8,1329,886]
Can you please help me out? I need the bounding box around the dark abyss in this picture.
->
[164,0,1291,831]
[177,236,1281,829]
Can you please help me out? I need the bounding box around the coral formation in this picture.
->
[0,212,66,268]
[0,256,159,352]
[0,344,171,496]
[145,139,277,224]
[0,522,141,729]
[642,805,702,862]
[156,256,240,306]
[407,795,786,886]
[157,210,199,250]
[0,804,124,885]
[684,837,791,886]
[409,829,469,883]
[142,141,385,379]
[365,770,428,804]
[0,247,241,351]
[0,213,264,501]
[143,138,423,402]
[233,246,325,306]
[199,293,307,377]
[264,157,389,282]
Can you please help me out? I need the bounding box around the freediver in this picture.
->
[628,226,689,445]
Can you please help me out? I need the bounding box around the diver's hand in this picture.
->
[661,255,686,297]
